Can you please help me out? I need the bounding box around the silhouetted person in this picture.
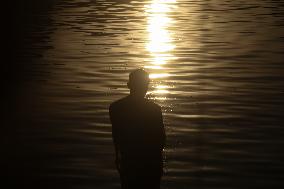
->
[109,69,166,189]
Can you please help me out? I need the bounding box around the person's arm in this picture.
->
[114,143,121,172]
[158,106,166,150]
[157,106,166,176]
[109,106,121,172]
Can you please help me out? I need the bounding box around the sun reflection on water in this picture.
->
[144,0,177,99]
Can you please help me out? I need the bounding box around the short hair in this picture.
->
[128,69,149,86]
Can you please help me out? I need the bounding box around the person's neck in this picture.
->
[129,92,145,100]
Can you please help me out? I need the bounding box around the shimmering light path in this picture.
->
[145,0,177,99]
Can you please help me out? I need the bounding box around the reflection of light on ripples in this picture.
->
[147,16,175,53]
[149,73,170,79]
[145,0,176,98]
[155,85,169,89]
[153,89,169,94]
[152,85,170,94]
[144,65,163,69]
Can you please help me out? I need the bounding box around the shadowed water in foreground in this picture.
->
[4,0,284,188]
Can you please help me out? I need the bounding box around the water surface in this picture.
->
[7,0,284,188]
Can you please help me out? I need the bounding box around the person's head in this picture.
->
[127,69,150,98]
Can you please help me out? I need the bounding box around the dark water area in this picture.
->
[4,0,284,188]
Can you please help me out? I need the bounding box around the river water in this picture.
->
[7,0,284,188]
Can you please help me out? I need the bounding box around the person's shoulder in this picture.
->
[109,96,128,111]
[146,99,161,111]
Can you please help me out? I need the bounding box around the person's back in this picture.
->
[109,69,166,189]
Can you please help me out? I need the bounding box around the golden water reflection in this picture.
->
[144,0,177,98]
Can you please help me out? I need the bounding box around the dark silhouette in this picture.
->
[109,69,166,189]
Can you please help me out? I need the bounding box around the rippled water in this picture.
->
[8,0,284,188]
